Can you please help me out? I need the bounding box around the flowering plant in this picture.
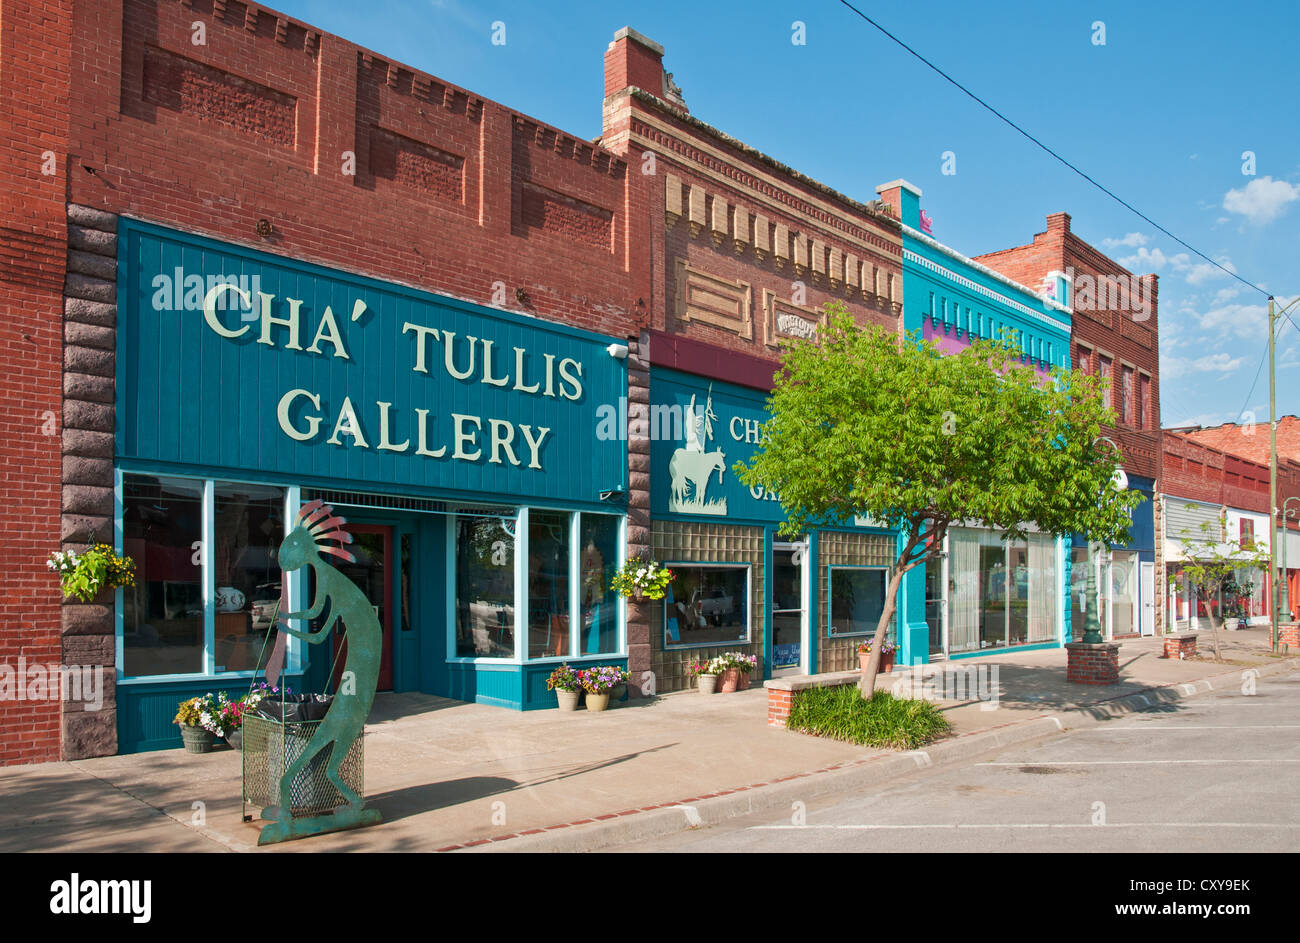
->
[686,659,718,679]
[546,664,583,693]
[48,544,136,602]
[578,665,629,695]
[241,681,291,715]
[608,553,674,600]
[856,638,896,656]
[174,692,239,737]
[715,651,758,674]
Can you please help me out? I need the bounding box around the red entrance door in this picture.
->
[329,524,394,692]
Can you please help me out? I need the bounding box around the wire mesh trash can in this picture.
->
[241,712,364,819]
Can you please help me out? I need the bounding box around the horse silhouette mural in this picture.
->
[257,498,383,845]
[669,385,728,514]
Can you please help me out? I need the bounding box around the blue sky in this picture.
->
[270,0,1300,429]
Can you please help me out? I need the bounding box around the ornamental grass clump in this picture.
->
[786,686,951,750]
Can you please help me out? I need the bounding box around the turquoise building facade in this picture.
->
[878,180,1074,662]
[112,220,632,751]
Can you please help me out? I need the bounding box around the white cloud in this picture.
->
[1160,351,1248,380]
[1223,176,1300,225]
[1102,232,1149,249]
[1213,286,1242,304]
[1125,245,1235,285]
[1190,302,1267,339]
[1119,247,1180,270]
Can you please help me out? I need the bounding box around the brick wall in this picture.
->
[601,31,903,368]
[976,213,1162,480]
[68,0,647,340]
[0,0,75,765]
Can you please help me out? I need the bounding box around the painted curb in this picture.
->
[463,657,1299,853]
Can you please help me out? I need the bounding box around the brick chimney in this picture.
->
[1046,211,1071,235]
[604,27,686,112]
[875,179,922,229]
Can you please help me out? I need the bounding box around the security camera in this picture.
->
[606,343,629,359]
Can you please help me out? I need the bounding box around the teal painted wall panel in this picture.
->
[117,220,627,510]
[118,673,307,753]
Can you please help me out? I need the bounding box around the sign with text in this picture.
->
[117,221,626,506]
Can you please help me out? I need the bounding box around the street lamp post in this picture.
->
[1282,495,1300,626]
[1082,436,1127,645]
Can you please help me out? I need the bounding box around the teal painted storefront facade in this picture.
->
[113,220,630,751]
[648,368,910,676]
[882,180,1074,660]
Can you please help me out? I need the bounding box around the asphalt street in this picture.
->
[612,670,1300,853]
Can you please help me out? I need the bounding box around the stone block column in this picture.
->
[60,203,119,759]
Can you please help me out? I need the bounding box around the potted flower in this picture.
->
[48,544,136,603]
[687,658,719,694]
[578,665,628,712]
[608,553,674,603]
[174,692,236,753]
[546,663,583,711]
[856,638,897,674]
[715,652,758,693]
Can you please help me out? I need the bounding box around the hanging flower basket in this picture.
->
[609,553,675,601]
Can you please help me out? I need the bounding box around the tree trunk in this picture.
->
[859,566,907,699]
[1202,589,1223,662]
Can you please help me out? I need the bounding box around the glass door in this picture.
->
[771,543,806,673]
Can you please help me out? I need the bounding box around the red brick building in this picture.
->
[3,0,651,764]
[0,5,907,764]
[600,29,906,685]
[976,212,1161,482]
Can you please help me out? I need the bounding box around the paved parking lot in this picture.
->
[612,670,1300,852]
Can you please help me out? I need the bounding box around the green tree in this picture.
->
[1170,510,1269,662]
[737,304,1143,694]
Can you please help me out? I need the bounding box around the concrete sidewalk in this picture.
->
[1,627,1294,853]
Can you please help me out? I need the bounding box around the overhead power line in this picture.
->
[836,0,1268,298]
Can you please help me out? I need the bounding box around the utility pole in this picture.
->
[1269,296,1300,652]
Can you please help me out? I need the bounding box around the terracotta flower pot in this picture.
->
[719,668,740,693]
[586,692,610,712]
[736,671,750,691]
[697,673,718,694]
[556,689,580,712]
[859,652,895,674]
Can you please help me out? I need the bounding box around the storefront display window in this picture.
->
[122,475,205,677]
[120,473,290,678]
[212,482,285,673]
[528,511,571,659]
[950,528,1058,652]
[663,565,749,648]
[455,515,516,658]
[827,567,887,636]
[579,514,621,655]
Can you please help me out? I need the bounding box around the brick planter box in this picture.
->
[1281,623,1300,650]
[1065,641,1121,685]
[1162,633,1198,659]
[764,671,862,728]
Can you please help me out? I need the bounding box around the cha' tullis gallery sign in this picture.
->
[116,221,627,504]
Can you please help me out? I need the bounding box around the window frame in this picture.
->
[826,564,891,639]
[447,505,628,665]
[115,469,304,684]
[661,562,752,651]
